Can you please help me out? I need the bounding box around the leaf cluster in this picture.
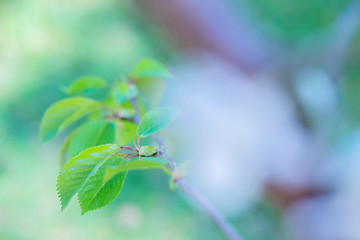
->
[40,59,178,214]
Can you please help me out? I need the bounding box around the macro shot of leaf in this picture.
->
[40,97,101,142]
[57,144,126,213]
[137,107,179,137]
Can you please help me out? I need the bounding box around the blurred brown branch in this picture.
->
[134,0,277,74]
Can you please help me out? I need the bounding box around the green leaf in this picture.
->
[137,107,179,137]
[68,118,115,158]
[130,58,171,79]
[59,129,78,167]
[139,146,158,156]
[78,155,127,214]
[57,144,125,213]
[104,157,169,183]
[66,77,107,95]
[115,120,138,146]
[137,77,165,108]
[40,97,101,142]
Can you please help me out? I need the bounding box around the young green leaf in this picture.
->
[57,144,124,212]
[137,107,179,137]
[130,58,171,79]
[139,146,158,157]
[78,154,127,214]
[59,129,79,167]
[137,77,165,108]
[40,97,101,142]
[115,120,138,146]
[68,118,115,158]
[104,157,169,183]
[66,77,107,95]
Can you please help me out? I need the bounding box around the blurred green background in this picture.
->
[1,0,359,239]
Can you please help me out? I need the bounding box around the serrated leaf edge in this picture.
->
[78,171,128,215]
[56,144,118,211]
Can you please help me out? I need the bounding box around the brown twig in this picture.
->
[119,146,138,152]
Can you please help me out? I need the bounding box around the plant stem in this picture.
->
[119,146,138,152]
[154,136,243,240]
[151,134,166,153]
[176,179,243,240]
[157,151,178,169]
[130,99,244,240]
[130,97,141,124]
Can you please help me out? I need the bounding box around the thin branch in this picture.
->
[125,154,138,160]
[157,151,178,169]
[151,135,178,168]
[119,146,138,152]
[151,134,166,153]
[129,97,244,240]
[102,104,137,123]
[156,151,243,240]
[130,97,141,124]
[176,179,243,240]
